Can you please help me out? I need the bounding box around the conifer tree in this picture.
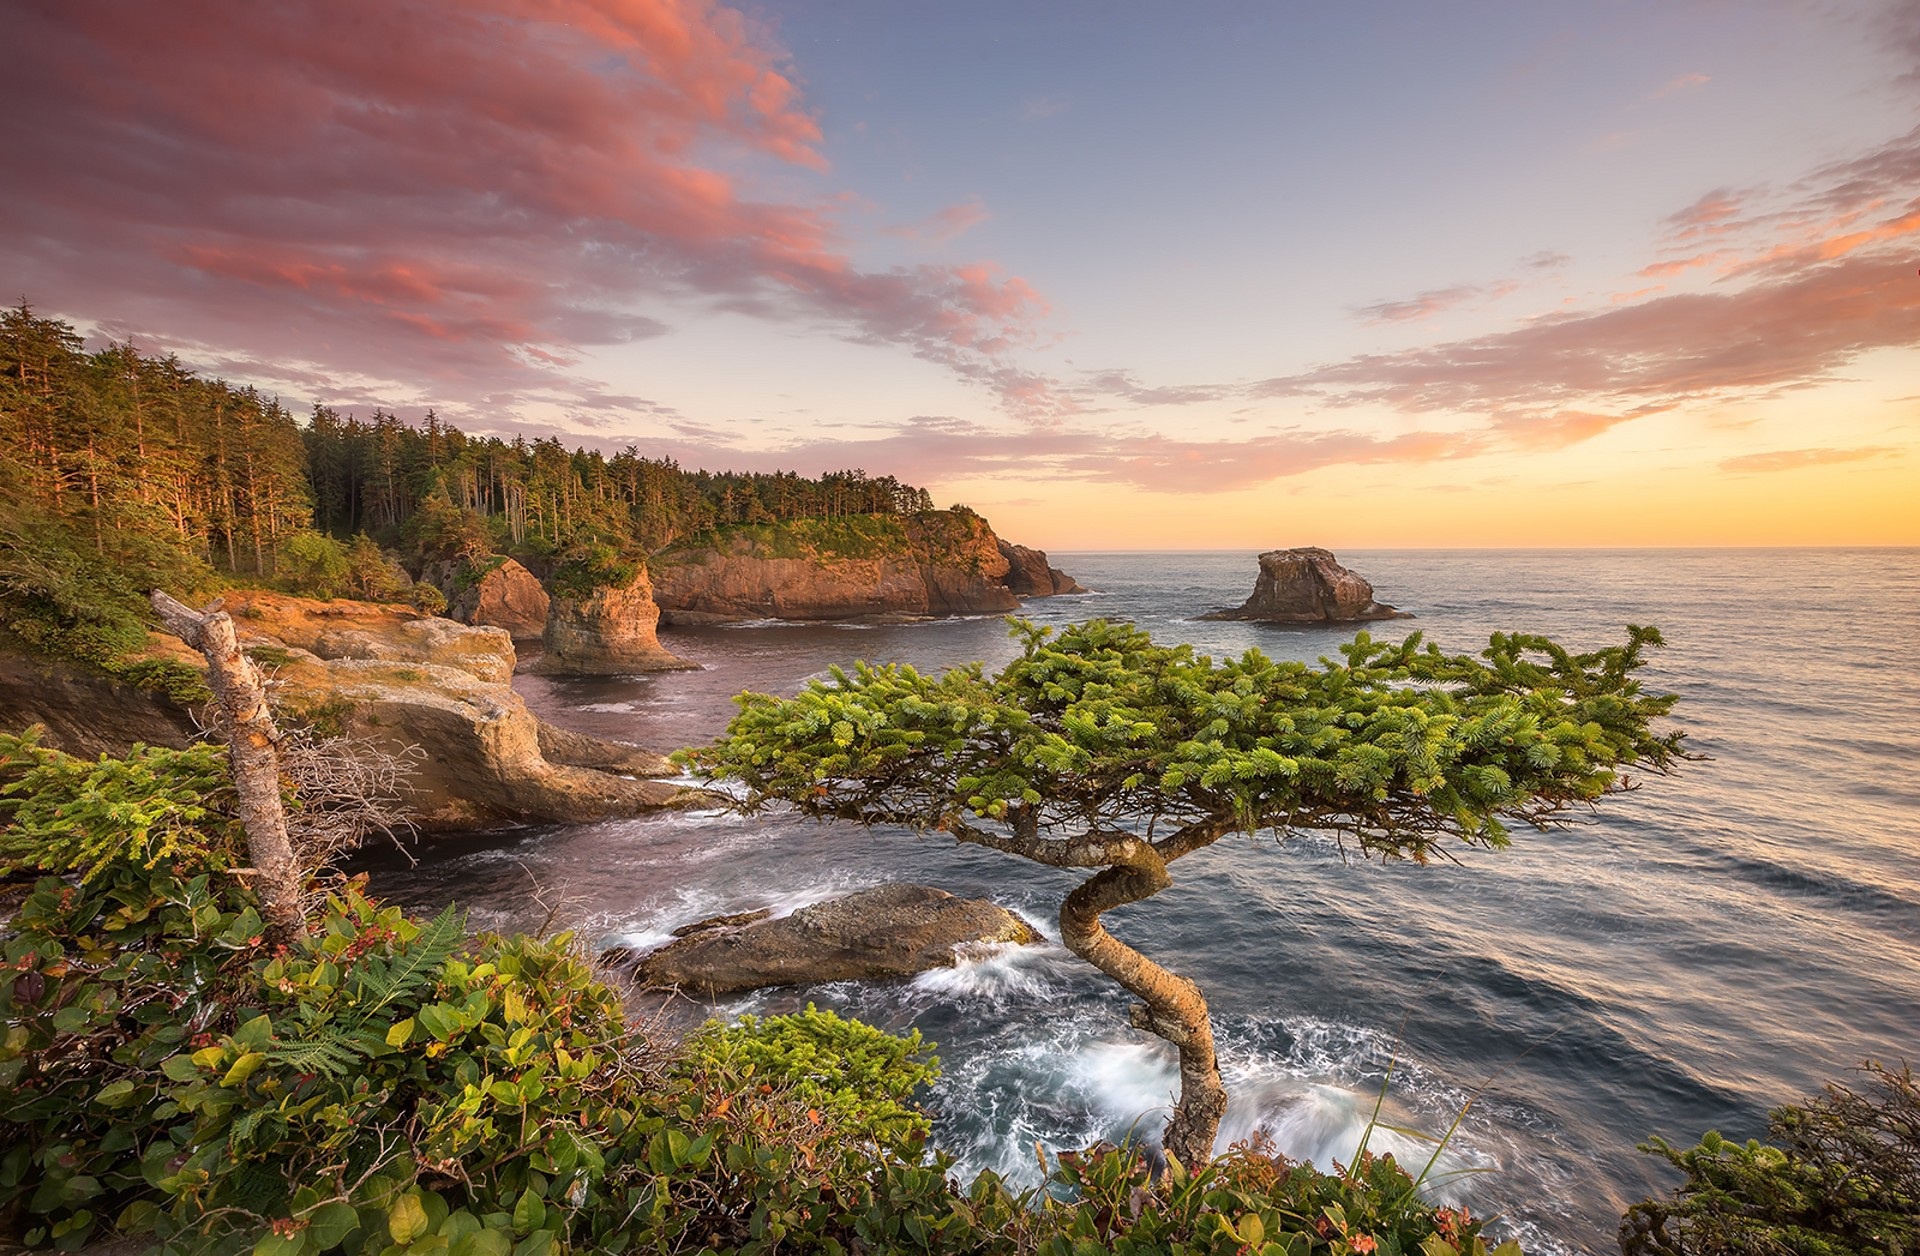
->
[687,619,1686,1168]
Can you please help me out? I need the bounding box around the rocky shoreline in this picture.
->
[0,512,1089,838]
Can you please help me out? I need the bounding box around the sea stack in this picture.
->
[1201,547,1410,623]
[532,567,695,674]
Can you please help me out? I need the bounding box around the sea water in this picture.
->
[362,549,1920,1254]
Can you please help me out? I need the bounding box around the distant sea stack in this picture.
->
[1200,547,1410,623]
[997,539,1087,596]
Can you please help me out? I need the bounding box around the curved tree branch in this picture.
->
[1056,842,1228,1168]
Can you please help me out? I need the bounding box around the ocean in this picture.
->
[360,548,1920,1254]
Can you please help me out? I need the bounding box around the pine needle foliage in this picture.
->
[1621,1063,1920,1256]
[686,617,1686,864]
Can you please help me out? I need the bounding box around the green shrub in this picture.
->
[345,536,412,603]
[547,542,636,601]
[656,515,914,565]
[1621,1064,1920,1256]
[277,531,352,599]
[406,583,447,616]
[112,657,215,705]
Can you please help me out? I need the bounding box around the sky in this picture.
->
[5,0,1918,549]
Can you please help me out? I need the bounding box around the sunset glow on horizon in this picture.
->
[5,0,1918,549]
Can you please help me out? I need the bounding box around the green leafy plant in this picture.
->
[1621,1063,1920,1256]
[3,733,1544,1256]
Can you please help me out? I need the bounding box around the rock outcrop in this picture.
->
[427,558,550,641]
[997,540,1087,596]
[650,511,1020,623]
[1200,548,1410,623]
[530,567,694,675]
[1,591,697,832]
[614,883,1041,996]
[0,651,200,759]
[311,618,516,685]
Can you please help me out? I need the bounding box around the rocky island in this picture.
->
[1200,546,1410,623]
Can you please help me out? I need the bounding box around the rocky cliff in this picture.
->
[529,566,694,675]
[0,592,694,832]
[0,651,201,760]
[997,540,1087,596]
[649,511,1020,623]
[1200,547,1410,623]
[425,557,550,641]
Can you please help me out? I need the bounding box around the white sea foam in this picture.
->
[911,938,1077,1003]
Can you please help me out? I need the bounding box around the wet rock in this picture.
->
[672,907,774,938]
[1199,547,1410,623]
[618,883,1041,996]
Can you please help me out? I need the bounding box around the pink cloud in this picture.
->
[571,413,1492,495]
[1719,446,1898,473]
[0,0,1054,412]
[1648,72,1711,100]
[886,200,992,244]
[1356,281,1519,325]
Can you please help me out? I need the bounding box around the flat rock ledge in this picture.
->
[608,883,1041,997]
[1199,546,1411,624]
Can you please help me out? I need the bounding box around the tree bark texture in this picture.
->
[1058,853,1228,1168]
[150,590,307,946]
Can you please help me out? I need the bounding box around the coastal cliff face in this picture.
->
[531,566,694,675]
[0,592,692,832]
[0,651,200,759]
[649,511,1019,623]
[997,540,1087,596]
[1201,547,1409,623]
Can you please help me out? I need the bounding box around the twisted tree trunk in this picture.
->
[150,590,307,947]
[1058,850,1228,1168]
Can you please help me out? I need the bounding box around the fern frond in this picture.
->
[350,904,463,1022]
[263,1033,360,1078]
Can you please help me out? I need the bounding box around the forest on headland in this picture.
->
[0,301,934,675]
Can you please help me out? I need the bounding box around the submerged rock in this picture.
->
[1200,547,1410,623]
[531,567,694,675]
[997,540,1087,597]
[618,883,1041,996]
